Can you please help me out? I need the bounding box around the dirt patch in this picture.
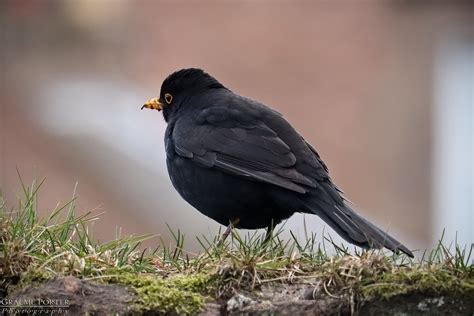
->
[222,283,350,315]
[359,293,474,316]
[214,282,474,316]
[220,291,474,316]
[5,276,136,315]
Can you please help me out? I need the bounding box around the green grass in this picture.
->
[1,178,473,314]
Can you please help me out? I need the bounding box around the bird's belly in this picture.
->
[166,156,294,229]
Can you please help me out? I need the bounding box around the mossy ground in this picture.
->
[1,179,473,314]
[106,272,213,314]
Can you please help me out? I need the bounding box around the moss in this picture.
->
[9,265,217,315]
[9,268,215,315]
[108,271,215,315]
[5,267,54,296]
[19,268,53,285]
[362,267,474,300]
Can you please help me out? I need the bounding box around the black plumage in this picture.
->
[142,68,413,257]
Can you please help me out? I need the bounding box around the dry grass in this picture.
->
[1,178,472,314]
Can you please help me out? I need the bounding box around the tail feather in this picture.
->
[303,200,414,258]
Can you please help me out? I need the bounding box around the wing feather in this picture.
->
[172,107,315,193]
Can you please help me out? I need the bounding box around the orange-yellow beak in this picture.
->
[141,97,162,111]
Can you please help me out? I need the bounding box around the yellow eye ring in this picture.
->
[164,93,173,104]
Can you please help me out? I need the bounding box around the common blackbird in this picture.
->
[142,68,413,257]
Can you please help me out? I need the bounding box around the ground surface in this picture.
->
[1,182,473,315]
[5,276,474,315]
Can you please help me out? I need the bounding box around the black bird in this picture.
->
[142,68,413,257]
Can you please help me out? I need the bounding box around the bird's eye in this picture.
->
[164,93,173,104]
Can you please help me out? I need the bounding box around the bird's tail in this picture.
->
[302,200,414,257]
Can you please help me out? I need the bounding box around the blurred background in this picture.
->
[1,0,472,255]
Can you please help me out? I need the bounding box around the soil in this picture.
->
[4,276,136,315]
[4,277,474,315]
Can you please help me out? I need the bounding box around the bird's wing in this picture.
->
[171,106,317,194]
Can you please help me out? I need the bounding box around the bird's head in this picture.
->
[142,68,225,122]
